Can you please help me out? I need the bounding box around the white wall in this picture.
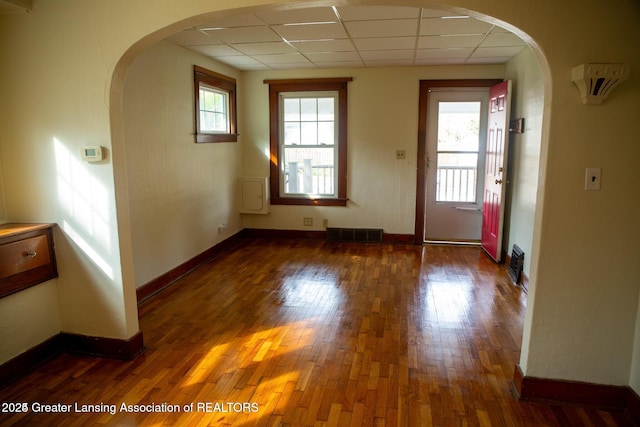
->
[519,6,640,384]
[123,41,243,287]
[240,65,504,234]
[502,47,543,277]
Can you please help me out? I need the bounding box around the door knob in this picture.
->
[495,179,503,184]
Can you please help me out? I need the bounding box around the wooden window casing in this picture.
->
[194,66,237,143]
[265,78,351,206]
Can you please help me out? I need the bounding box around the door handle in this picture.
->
[495,179,503,184]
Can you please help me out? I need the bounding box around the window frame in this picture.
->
[194,66,237,143]
[265,78,351,206]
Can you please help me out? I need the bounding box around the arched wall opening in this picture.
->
[109,0,552,377]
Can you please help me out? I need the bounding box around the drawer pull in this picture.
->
[24,249,37,258]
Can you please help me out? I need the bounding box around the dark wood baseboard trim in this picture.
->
[61,331,144,360]
[513,365,639,423]
[383,233,414,244]
[628,387,640,424]
[0,335,64,387]
[242,228,415,244]
[136,232,245,304]
[0,332,144,388]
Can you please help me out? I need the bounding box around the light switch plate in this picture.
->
[585,167,601,191]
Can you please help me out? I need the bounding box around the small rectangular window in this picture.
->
[199,84,229,134]
[194,66,237,143]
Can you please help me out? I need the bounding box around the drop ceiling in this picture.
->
[165,5,527,71]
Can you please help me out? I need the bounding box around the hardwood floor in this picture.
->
[0,239,634,426]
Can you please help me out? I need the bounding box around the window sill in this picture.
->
[196,133,238,143]
[271,197,347,207]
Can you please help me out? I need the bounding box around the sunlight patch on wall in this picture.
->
[61,220,114,280]
[54,137,113,280]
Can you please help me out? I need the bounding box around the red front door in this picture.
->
[481,81,511,261]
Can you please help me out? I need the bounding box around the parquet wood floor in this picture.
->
[0,239,633,426]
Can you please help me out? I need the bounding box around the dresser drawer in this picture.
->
[0,235,52,278]
[0,223,57,299]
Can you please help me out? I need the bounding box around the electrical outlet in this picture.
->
[395,150,406,160]
[322,219,328,228]
[303,217,313,226]
[217,222,227,234]
[585,167,601,191]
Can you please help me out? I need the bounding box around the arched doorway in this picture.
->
[109,0,551,392]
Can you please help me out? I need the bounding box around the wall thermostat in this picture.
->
[81,146,103,162]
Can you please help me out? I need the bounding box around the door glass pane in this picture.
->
[436,101,481,202]
[437,102,480,151]
[436,153,478,202]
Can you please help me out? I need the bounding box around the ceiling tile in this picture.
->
[305,51,362,63]
[256,7,337,25]
[203,26,281,44]
[187,44,243,57]
[336,5,420,21]
[418,34,484,49]
[480,32,527,47]
[269,62,319,70]
[487,25,513,33]
[252,53,311,64]
[272,22,348,41]
[420,17,492,36]
[470,46,525,58]
[365,59,414,67]
[230,41,296,55]
[216,56,270,69]
[313,60,364,68]
[420,8,457,18]
[360,50,414,61]
[344,19,418,38]
[416,48,473,60]
[353,37,415,51]
[290,39,355,53]
[165,29,220,46]
[465,56,512,64]
[415,57,466,65]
